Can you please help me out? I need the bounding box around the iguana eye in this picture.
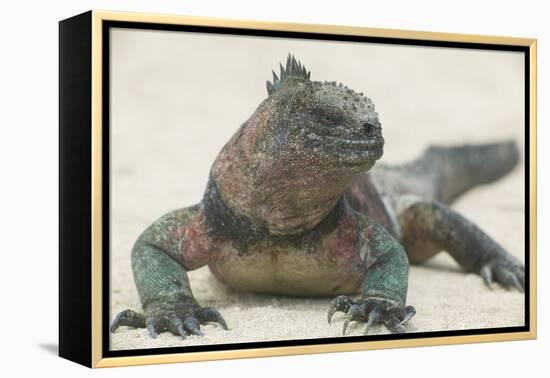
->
[319,114,336,125]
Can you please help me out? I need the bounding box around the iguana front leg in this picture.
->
[328,216,416,334]
[111,206,228,339]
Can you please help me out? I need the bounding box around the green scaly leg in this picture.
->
[328,216,416,334]
[111,207,228,339]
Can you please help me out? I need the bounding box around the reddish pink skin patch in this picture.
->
[181,216,210,270]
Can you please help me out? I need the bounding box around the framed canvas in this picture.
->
[59,10,537,368]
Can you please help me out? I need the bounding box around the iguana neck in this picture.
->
[208,123,353,236]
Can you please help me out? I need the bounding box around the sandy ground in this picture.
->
[109,29,525,350]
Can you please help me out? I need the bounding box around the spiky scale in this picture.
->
[267,55,313,96]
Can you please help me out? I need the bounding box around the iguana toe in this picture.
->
[110,309,145,333]
[145,318,158,338]
[168,316,188,339]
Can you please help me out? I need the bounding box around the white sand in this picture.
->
[109,29,525,350]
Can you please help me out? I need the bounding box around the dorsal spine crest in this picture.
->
[266,54,311,95]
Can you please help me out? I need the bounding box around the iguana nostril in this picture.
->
[363,122,375,134]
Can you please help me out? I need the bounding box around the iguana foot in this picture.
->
[111,302,228,339]
[327,295,416,335]
[480,254,525,292]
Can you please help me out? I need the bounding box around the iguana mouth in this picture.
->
[335,144,384,166]
[304,131,384,165]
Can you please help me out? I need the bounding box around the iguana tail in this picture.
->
[420,140,520,204]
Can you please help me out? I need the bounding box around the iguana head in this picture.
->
[210,54,384,234]
[261,54,384,176]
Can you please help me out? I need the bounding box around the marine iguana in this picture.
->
[111,54,524,338]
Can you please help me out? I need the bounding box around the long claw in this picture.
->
[364,306,382,335]
[146,319,158,339]
[183,317,204,336]
[385,316,406,334]
[511,275,524,292]
[399,305,416,325]
[481,264,494,290]
[196,307,229,330]
[110,316,121,333]
[168,317,186,339]
[341,304,365,335]
[215,313,229,330]
[327,308,336,324]
[110,312,124,333]
[342,317,351,335]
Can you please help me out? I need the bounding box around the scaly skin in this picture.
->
[111,55,524,339]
